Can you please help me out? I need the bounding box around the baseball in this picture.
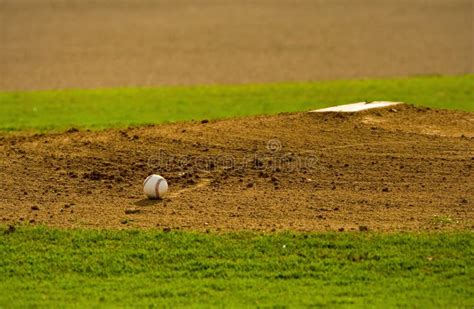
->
[143,174,168,199]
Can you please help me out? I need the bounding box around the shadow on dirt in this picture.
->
[133,198,163,207]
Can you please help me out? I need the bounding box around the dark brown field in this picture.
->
[0,0,472,90]
[1,105,473,231]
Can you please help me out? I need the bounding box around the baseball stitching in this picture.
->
[143,175,152,186]
[155,178,163,199]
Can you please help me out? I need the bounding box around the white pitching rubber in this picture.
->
[143,174,168,199]
[310,101,403,113]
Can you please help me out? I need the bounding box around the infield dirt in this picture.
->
[1,0,472,90]
[1,105,473,232]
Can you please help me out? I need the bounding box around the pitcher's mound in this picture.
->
[0,104,472,232]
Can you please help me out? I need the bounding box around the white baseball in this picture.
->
[143,174,168,199]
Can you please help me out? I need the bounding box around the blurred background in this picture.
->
[0,0,472,90]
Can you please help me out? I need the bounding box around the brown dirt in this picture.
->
[0,0,472,90]
[1,105,473,232]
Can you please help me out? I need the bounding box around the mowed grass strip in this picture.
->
[0,227,472,307]
[0,75,472,132]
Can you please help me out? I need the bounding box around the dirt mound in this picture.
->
[1,105,473,231]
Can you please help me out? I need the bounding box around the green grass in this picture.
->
[1,227,472,307]
[0,75,472,132]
